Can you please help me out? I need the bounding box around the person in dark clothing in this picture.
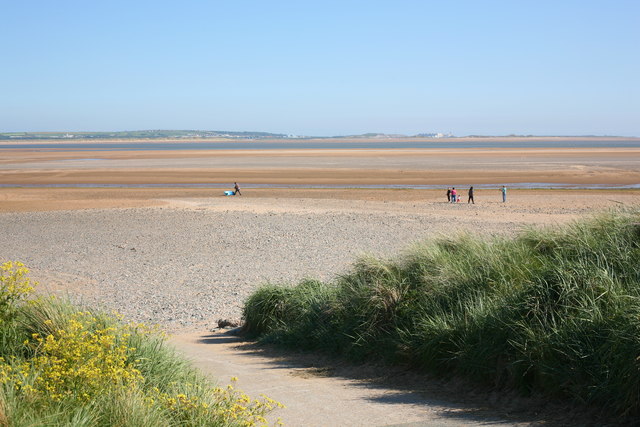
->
[468,186,475,204]
[446,188,451,202]
[234,182,241,196]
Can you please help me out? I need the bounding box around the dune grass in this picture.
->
[0,262,283,426]
[243,210,640,416]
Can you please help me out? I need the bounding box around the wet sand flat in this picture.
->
[1,146,639,186]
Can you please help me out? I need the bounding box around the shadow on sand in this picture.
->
[194,330,628,427]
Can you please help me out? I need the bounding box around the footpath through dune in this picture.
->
[170,331,538,427]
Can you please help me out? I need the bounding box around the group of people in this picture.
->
[446,187,473,204]
[446,186,507,204]
[228,182,511,203]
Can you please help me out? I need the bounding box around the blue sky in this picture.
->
[1,1,638,136]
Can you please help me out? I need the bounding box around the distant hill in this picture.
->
[0,131,455,141]
[0,130,289,140]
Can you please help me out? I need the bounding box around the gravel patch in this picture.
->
[0,201,551,332]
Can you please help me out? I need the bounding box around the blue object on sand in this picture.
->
[224,191,235,196]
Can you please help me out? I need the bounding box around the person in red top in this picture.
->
[451,187,457,203]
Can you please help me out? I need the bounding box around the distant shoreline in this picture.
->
[1,135,639,145]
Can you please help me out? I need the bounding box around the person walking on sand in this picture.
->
[451,187,457,203]
[501,185,507,203]
[446,187,451,202]
[234,182,241,196]
[468,186,475,204]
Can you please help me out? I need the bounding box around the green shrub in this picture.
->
[243,210,640,415]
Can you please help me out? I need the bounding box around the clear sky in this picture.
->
[1,1,638,136]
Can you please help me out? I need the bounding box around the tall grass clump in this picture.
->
[0,262,284,426]
[243,210,640,415]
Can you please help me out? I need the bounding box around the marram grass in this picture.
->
[0,262,284,426]
[243,210,640,416]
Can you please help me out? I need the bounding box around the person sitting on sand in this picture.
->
[451,187,457,203]
[234,182,241,196]
[468,186,474,204]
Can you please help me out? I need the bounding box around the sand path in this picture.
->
[170,331,541,427]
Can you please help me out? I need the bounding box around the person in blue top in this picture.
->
[501,186,507,203]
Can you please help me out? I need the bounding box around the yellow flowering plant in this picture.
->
[24,312,143,402]
[0,263,286,425]
[147,378,285,426]
[0,261,35,320]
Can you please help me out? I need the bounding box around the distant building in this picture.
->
[415,132,454,138]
